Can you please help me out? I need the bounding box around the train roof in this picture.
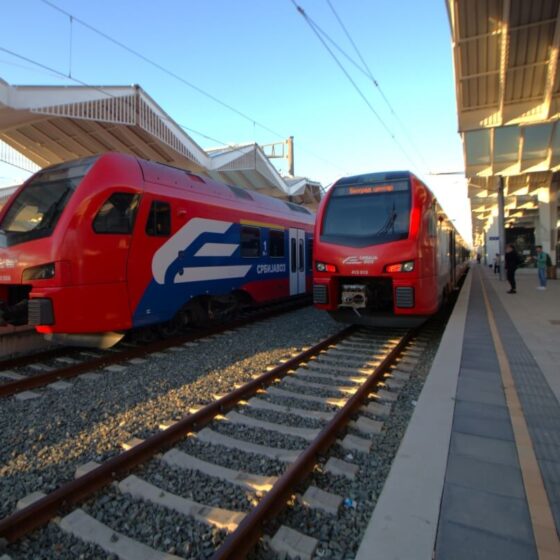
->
[136,156,314,222]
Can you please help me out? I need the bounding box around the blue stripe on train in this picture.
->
[132,224,291,326]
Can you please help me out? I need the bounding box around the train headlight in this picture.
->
[316,261,337,273]
[22,262,55,281]
[385,260,414,273]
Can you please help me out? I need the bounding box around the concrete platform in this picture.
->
[356,265,560,560]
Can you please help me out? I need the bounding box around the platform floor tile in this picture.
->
[452,413,515,441]
[455,377,508,407]
[457,366,503,384]
[445,453,526,499]
[453,399,510,422]
[436,520,537,560]
[484,277,560,536]
[449,432,520,467]
[438,484,535,545]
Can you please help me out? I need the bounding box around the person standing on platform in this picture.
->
[493,253,500,274]
[535,245,550,290]
[505,244,519,294]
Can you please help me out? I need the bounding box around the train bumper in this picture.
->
[31,283,132,333]
[313,276,438,316]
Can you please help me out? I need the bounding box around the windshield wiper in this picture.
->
[37,187,70,231]
[374,203,397,236]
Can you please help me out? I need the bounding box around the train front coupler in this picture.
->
[0,298,29,326]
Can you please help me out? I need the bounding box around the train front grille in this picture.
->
[28,298,54,326]
[395,287,414,308]
[313,284,329,304]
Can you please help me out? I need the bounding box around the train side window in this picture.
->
[291,238,297,272]
[428,208,437,237]
[241,226,261,258]
[93,192,140,234]
[299,239,304,271]
[269,230,285,257]
[146,201,171,236]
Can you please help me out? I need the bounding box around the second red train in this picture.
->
[312,170,469,326]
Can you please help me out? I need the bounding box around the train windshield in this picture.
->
[0,157,98,247]
[321,180,411,247]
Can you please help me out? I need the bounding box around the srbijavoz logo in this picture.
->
[343,256,377,265]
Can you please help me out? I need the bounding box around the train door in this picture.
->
[289,228,306,295]
[449,230,456,286]
[127,196,174,325]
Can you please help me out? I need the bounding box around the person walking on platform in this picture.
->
[505,244,519,293]
[535,245,550,290]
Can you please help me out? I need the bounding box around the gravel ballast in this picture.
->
[0,307,339,520]
[1,301,451,559]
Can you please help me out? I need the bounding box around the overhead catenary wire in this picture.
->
[39,0,286,141]
[33,0,349,176]
[289,0,422,173]
[324,0,431,171]
[0,44,340,196]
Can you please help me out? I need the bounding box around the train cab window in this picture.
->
[93,192,140,234]
[269,230,285,257]
[146,201,171,236]
[321,180,411,247]
[0,156,97,247]
[241,226,261,258]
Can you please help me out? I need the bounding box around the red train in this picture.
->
[313,171,469,326]
[0,153,314,347]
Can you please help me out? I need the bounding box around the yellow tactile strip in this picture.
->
[480,270,560,559]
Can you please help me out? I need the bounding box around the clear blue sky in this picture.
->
[0,0,471,240]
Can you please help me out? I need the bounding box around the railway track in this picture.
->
[0,296,310,399]
[0,323,428,559]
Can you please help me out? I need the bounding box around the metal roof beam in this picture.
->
[543,6,560,120]
[85,121,135,153]
[2,129,63,167]
[498,0,511,126]
[113,126,170,162]
[18,123,80,162]
[450,0,464,121]
[456,29,501,43]
[35,120,96,158]
[460,69,500,80]
[47,118,112,153]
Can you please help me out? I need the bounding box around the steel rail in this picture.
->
[211,327,417,560]
[0,346,71,371]
[0,325,355,542]
[0,296,310,398]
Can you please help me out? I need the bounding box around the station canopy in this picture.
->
[0,78,321,207]
[447,0,560,244]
